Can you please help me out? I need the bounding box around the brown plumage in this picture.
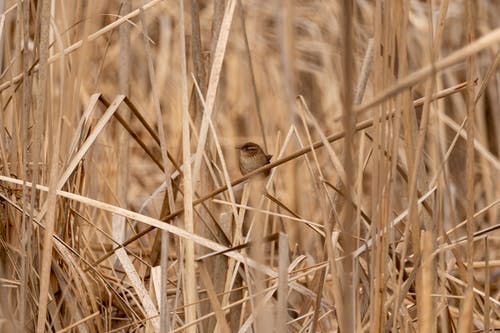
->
[235,142,272,176]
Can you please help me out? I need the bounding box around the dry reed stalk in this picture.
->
[35,0,59,331]
[138,4,175,332]
[178,1,197,332]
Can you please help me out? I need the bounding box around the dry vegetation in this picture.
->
[0,0,499,332]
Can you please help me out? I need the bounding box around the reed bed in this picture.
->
[0,0,499,332]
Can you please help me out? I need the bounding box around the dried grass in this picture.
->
[0,0,499,332]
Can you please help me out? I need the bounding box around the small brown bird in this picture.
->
[236,142,272,176]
